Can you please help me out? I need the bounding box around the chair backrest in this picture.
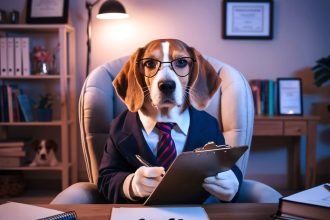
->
[79,55,255,184]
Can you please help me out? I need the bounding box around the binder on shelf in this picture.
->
[0,37,8,76]
[7,37,15,76]
[14,38,22,76]
[21,37,31,76]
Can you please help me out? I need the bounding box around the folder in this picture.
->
[144,144,248,205]
[21,37,31,76]
[0,37,7,76]
[14,38,22,76]
[7,37,15,76]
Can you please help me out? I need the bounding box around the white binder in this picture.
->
[7,37,15,76]
[21,37,31,76]
[0,37,7,76]
[14,38,22,76]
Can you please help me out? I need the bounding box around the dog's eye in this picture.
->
[143,60,158,69]
[174,58,188,68]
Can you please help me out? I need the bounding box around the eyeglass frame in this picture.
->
[136,57,196,78]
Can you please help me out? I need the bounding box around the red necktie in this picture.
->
[156,122,177,170]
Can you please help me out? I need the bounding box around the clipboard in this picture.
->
[144,144,248,205]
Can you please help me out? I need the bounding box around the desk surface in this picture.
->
[40,203,278,220]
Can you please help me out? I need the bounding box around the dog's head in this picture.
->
[33,139,57,163]
[113,39,221,118]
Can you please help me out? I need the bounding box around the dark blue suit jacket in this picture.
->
[98,107,242,203]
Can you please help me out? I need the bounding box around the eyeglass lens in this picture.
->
[138,57,194,77]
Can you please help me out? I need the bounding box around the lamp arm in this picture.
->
[85,0,101,77]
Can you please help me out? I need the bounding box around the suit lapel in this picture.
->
[184,108,213,152]
[116,111,159,167]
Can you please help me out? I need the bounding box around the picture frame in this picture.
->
[277,78,303,116]
[26,0,69,24]
[223,0,273,39]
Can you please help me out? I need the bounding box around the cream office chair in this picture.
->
[51,55,282,204]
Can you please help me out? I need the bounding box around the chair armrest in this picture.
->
[50,182,106,204]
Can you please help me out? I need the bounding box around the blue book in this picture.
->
[17,94,33,122]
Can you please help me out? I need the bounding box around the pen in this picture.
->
[135,154,152,167]
[324,183,330,192]
[135,154,165,177]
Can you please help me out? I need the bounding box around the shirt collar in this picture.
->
[138,108,190,135]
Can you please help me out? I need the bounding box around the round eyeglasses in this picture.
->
[136,57,195,78]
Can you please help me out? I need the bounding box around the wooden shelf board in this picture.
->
[0,163,72,171]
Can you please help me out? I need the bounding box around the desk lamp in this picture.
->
[85,0,128,76]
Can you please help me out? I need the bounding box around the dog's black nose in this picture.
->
[41,154,46,160]
[158,80,176,95]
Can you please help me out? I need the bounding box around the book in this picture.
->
[17,94,33,121]
[0,84,9,121]
[0,157,21,167]
[0,85,4,121]
[273,183,330,220]
[6,85,14,122]
[0,37,7,76]
[14,37,22,76]
[0,202,77,220]
[111,207,208,220]
[0,141,25,148]
[249,79,276,116]
[0,148,25,157]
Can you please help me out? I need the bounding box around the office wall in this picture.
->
[1,0,329,189]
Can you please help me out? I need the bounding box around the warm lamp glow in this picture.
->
[96,13,128,19]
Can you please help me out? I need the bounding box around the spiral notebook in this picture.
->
[144,144,248,205]
[0,202,77,220]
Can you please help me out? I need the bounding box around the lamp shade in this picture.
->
[96,0,128,19]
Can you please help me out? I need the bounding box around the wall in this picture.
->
[1,0,329,190]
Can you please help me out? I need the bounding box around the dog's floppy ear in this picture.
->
[47,140,58,152]
[188,47,221,110]
[113,48,145,112]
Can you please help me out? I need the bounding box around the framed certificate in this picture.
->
[26,0,69,24]
[277,78,303,116]
[223,0,273,39]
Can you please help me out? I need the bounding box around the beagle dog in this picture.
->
[29,139,59,167]
[101,39,241,202]
[113,39,221,120]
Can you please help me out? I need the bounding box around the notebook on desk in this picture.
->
[144,144,248,205]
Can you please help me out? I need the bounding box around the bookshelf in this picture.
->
[0,24,77,190]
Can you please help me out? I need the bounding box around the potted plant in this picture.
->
[312,55,330,87]
[35,93,53,121]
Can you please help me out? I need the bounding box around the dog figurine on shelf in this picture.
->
[29,139,59,167]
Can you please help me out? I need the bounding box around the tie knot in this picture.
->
[156,122,175,134]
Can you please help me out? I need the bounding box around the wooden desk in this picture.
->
[40,203,278,220]
[254,116,319,189]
